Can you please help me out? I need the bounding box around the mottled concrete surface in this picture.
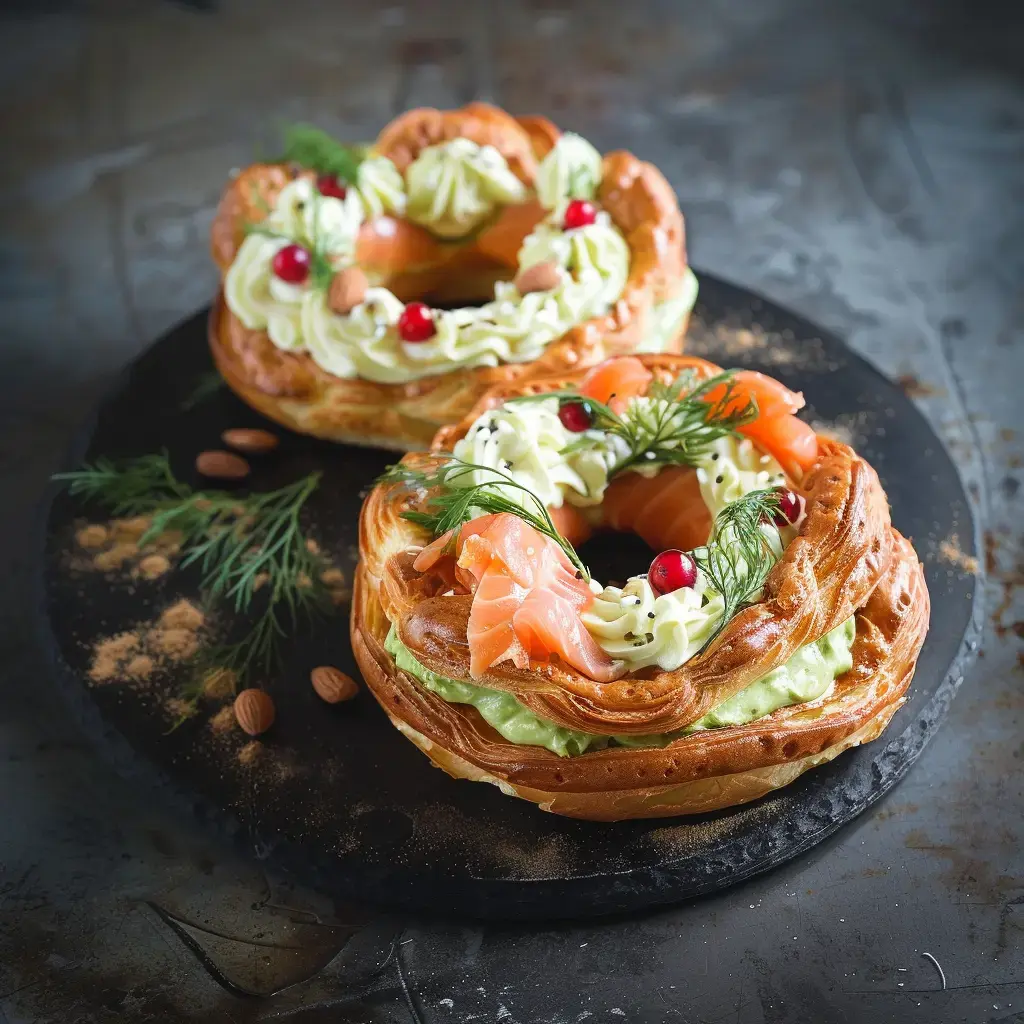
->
[0,2,1021,1022]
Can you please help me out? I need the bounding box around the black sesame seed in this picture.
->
[711,452,720,461]
[633,597,642,605]
[503,460,513,469]
[575,571,583,579]
[624,631,636,640]
[647,612,656,619]
[645,632,654,643]
[715,474,723,484]
[489,419,498,431]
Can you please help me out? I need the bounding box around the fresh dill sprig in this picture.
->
[280,123,364,183]
[56,452,191,514]
[180,370,225,412]
[56,454,331,694]
[695,487,783,633]
[508,370,757,478]
[378,457,590,580]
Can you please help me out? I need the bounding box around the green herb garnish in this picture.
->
[378,457,590,580]
[56,454,331,705]
[180,370,225,411]
[695,487,784,635]
[280,123,364,183]
[509,369,757,478]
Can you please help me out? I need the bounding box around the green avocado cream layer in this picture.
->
[384,616,855,759]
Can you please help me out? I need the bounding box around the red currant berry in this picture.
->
[316,173,348,200]
[648,549,698,595]
[271,243,311,284]
[558,400,593,433]
[771,487,802,527]
[397,301,436,343]
[563,198,598,230]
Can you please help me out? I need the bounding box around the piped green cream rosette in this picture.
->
[223,132,635,384]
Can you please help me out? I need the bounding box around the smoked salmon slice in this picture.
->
[417,513,624,682]
[701,369,804,420]
[579,356,653,415]
[740,413,819,477]
[601,465,713,552]
[473,199,546,268]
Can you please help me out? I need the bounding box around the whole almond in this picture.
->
[514,260,563,295]
[328,266,369,315]
[221,427,279,454]
[233,688,275,736]
[196,450,250,480]
[311,666,359,704]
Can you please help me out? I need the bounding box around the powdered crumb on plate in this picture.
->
[124,654,155,680]
[148,627,199,660]
[90,632,141,682]
[202,668,237,700]
[158,599,205,631]
[321,568,345,587]
[165,697,196,722]
[938,533,979,575]
[111,516,152,540]
[136,554,171,580]
[94,542,140,571]
[76,524,109,549]
[210,705,236,734]
[238,740,262,765]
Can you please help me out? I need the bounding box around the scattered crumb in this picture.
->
[148,628,199,660]
[252,572,270,592]
[71,517,181,578]
[320,568,345,587]
[938,533,979,575]
[93,542,140,571]
[202,668,237,700]
[306,538,321,555]
[158,600,204,631]
[238,740,262,765]
[137,554,171,580]
[75,524,108,549]
[296,572,313,589]
[897,374,943,400]
[124,654,155,680]
[210,705,236,734]
[90,633,141,682]
[111,516,152,540]
[88,598,206,685]
[165,697,196,722]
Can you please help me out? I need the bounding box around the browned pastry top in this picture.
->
[208,105,688,448]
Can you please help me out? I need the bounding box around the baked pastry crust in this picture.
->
[209,105,690,451]
[352,355,930,819]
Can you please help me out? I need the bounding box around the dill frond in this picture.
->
[56,455,331,695]
[378,458,590,580]
[280,123,363,183]
[695,487,784,631]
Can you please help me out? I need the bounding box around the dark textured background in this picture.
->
[0,1,1021,1022]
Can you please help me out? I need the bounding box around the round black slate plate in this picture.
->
[37,275,980,921]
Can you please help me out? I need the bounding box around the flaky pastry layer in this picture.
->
[351,355,930,819]
[209,104,689,450]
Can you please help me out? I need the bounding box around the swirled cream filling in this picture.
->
[386,617,857,758]
[535,131,603,209]
[405,138,527,238]
[225,190,632,383]
[355,155,407,219]
[448,395,796,672]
